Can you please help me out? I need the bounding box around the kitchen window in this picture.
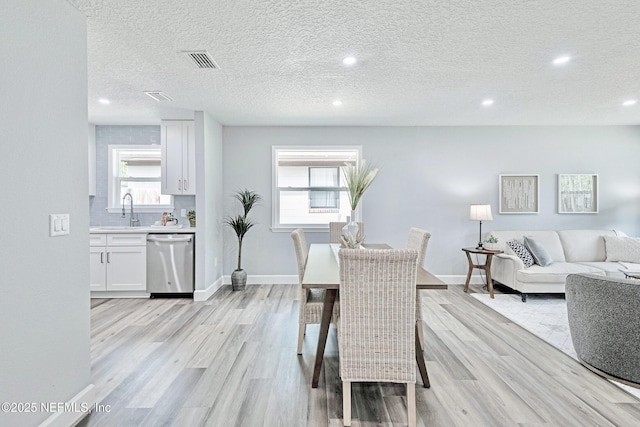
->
[272,146,361,230]
[107,145,173,213]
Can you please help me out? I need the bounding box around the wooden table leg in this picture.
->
[463,251,473,293]
[311,288,337,388]
[415,323,430,388]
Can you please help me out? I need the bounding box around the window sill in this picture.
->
[106,205,175,214]
[271,225,329,233]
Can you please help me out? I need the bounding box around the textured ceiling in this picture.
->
[69,0,640,126]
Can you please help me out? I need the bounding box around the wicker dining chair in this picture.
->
[338,248,418,427]
[328,222,365,244]
[291,228,339,354]
[407,228,432,354]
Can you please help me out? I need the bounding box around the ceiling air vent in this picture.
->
[182,50,220,69]
[144,91,174,102]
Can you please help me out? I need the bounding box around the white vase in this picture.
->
[341,215,351,239]
[346,210,359,238]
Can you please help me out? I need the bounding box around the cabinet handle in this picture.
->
[107,252,110,263]
[184,179,188,190]
[101,252,104,263]
[178,179,182,190]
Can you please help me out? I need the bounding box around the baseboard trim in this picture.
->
[90,291,149,299]
[92,275,470,301]
[218,274,469,286]
[193,276,224,301]
[39,383,95,427]
[428,275,482,285]
[222,274,298,285]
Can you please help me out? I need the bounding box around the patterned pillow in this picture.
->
[506,239,535,268]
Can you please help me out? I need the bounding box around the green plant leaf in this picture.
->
[342,160,379,210]
[233,189,262,217]
[224,214,255,239]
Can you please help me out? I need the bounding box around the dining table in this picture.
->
[302,243,448,388]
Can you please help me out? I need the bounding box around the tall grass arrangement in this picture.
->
[342,160,379,210]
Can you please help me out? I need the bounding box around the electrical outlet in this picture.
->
[181,209,187,218]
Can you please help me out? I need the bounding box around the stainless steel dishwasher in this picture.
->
[147,233,194,297]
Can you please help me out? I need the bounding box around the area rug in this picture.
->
[471,292,640,399]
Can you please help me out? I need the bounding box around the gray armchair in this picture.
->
[565,273,640,388]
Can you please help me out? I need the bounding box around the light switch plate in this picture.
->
[181,209,187,218]
[50,214,70,237]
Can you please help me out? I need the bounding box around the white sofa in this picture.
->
[487,229,639,302]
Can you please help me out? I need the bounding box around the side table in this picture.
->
[462,247,503,298]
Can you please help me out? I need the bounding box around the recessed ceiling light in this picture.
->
[552,55,571,65]
[482,99,494,107]
[622,99,637,106]
[332,100,343,107]
[342,56,357,66]
[98,98,110,105]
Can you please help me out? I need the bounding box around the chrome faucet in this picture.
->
[121,193,139,227]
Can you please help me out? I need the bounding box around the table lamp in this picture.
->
[470,204,493,249]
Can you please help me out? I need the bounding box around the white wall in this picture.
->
[223,126,640,279]
[195,112,224,297]
[0,1,93,426]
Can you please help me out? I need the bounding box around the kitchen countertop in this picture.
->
[90,226,196,234]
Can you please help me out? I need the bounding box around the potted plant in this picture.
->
[186,210,196,227]
[341,160,379,245]
[224,189,261,291]
[485,234,499,250]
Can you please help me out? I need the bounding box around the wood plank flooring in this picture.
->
[78,284,640,426]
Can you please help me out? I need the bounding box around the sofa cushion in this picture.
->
[524,235,553,266]
[604,236,640,263]
[516,262,605,284]
[507,239,534,267]
[557,230,616,262]
[490,230,566,262]
[576,262,640,278]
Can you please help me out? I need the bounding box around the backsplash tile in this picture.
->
[89,125,195,227]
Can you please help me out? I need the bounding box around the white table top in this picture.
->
[302,243,446,290]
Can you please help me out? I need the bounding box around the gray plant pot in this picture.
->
[231,269,247,291]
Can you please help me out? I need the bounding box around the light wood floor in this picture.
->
[79,284,640,427]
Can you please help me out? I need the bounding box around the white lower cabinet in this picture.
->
[90,246,107,291]
[90,234,147,292]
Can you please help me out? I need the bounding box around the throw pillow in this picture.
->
[604,236,640,263]
[524,235,553,266]
[506,239,535,268]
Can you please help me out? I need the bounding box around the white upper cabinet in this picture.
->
[161,120,196,195]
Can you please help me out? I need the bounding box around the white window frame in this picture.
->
[106,145,174,214]
[271,145,362,232]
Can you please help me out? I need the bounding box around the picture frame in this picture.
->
[558,174,598,214]
[499,174,540,214]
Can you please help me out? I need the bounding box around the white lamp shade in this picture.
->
[470,204,493,221]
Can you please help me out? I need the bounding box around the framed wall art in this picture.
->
[558,174,598,213]
[499,174,539,214]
